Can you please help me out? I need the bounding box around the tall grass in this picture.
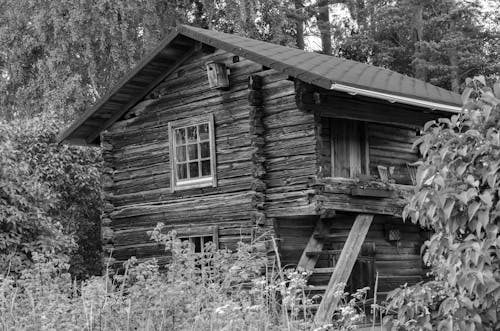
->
[0,224,369,330]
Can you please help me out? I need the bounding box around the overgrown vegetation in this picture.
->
[0,113,102,278]
[0,226,370,330]
[383,78,500,330]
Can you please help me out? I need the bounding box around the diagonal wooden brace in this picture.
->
[314,214,374,326]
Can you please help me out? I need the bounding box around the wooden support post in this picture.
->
[314,214,374,326]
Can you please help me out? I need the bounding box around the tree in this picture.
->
[337,0,499,90]
[0,0,298,122]
[384,76,500,330]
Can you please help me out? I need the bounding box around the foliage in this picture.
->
[0,0,294,121]
[0,118,74,274]
[0,113,102,278]
[384,77,500,330]
[0,229,369,330]
[338,0,500,91]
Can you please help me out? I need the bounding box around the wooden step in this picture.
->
[304,285,328,291]
[312,267,336,273]
[305,249,342,257]
[313,233,349,240]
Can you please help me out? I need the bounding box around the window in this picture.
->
[183,235,214,254]
[168,114,216,191]
[330,118,369,178]
[174,225,219,251]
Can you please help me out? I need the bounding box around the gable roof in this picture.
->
[59,24,462,145]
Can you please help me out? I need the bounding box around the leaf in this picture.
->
[480,191,493,207]
[477,210,489,232]
[417,167,430,187]
[481,91,500,106]
[468,201,480,221]
[494,80,500,99]
[423,120,436,132]
[443,199,455,219]
[474,75,486,86]
[461,87,473,105]
[456,191,468,204]
[456,162,468,176]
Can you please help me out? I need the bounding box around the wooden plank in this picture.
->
[297,218,329,271]
[349,119,362,177]
[314,214,374,326]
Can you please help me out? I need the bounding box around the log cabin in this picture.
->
[58,25,462,322]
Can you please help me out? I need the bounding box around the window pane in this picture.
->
[200,142,210,158]
[187,126,198,142]
[189,162,199,178]
[188,144,198,160]
[201,160,211,176]
[199,123,209,140]
[175,128,186,144]
[193,237,201,253]
[176,146,186,162]
[177,163,187,179]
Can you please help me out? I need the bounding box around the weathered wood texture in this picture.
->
[299,89,444,128]
[101,50,272,267]
[260,71,320,217]
[319,118,418,185]
[276,214,424,294]
[315,177,414,216]
[315,214,374,325]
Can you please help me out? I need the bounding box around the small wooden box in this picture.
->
[206,61,229,89]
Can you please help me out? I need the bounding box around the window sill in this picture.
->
[173,177,214,191]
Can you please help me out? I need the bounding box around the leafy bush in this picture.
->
[0,113,102,278]
[0,225,369,330]
[384,77,500,330]
[0,120,74,273]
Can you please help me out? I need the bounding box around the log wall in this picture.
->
[260,71,320,218]
[101,49,273,267]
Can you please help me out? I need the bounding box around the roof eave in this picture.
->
[330,82,462,114]
[57,28,184,145]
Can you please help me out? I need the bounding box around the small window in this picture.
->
[330,118,369,178]
[168,114,216,191]
[177,225,219,253]
[183,235,214,254]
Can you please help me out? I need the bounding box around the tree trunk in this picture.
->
[295,0,305,50]
[316,0,332,55]
[413,3,427,81]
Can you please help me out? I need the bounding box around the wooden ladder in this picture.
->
[297,214,375,325]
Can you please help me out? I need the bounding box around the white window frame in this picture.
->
[168,114,217,192]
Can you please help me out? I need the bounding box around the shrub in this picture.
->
[0,113,102,278]
[384,77,500,330]
[0,225,369,330]
[0,120,74,274]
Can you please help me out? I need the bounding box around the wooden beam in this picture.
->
[85,41,202,144]
[314,214,374,326]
